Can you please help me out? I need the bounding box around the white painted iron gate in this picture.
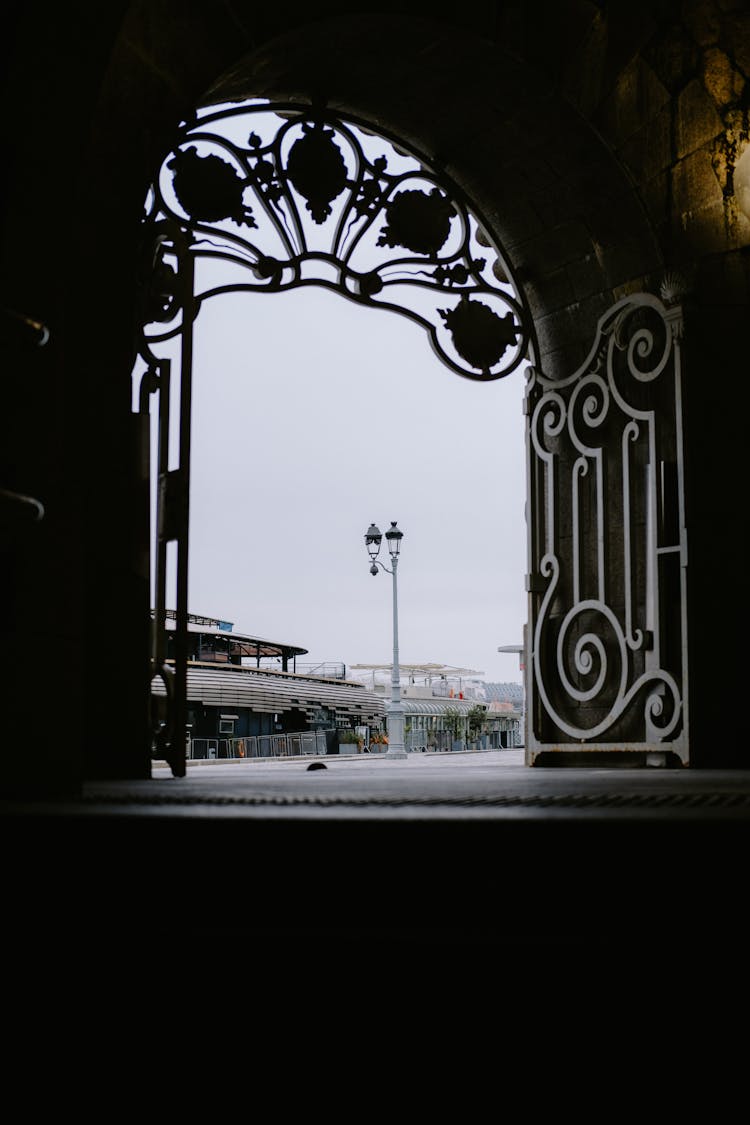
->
[524,292,688,765]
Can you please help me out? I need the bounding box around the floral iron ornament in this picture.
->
[439,297,518,374]
[286,122,349,223]
[140,101,533,381]
[167,147,258,227]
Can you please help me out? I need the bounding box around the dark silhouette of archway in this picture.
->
[3,0,750,967]
[2,1,748,787]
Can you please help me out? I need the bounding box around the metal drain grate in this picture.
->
[78,790,750,810]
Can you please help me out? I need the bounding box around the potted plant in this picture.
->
[443,706,465,752]
[467,704,487,751]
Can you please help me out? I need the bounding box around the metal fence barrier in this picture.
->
[405,731,452,753]
[188,731,328,760]
[187,726,519,760]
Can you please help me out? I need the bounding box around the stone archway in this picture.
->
[205,13,666,378]
[6,2,748,789]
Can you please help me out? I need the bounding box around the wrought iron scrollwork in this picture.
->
[139,100,532,381]
[526,293,688,760]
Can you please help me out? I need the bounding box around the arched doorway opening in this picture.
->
[135,100,535,776]
[137,94,688,774]
[137,95,688,778]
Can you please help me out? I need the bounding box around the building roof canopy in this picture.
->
[162,611,308,658]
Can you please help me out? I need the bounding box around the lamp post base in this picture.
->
[384,747,408,759]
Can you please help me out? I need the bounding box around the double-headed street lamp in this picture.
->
[364,521,407,759]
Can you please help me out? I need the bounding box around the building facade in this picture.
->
[151,613,386,758]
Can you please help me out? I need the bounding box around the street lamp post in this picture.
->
[365,521,408,759]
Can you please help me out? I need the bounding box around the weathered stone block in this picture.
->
[638,172,671,235]
[643,22,700,94]
[560,6,607,117]
[683,0,722,47]
[672,146,725,218]
[523,265,577,316]
[671,196,729,258]
[565,253,609,302]
[696,247,750,306]
[595,57,671,148]
[676,78,723,159]
[618,105,673,183]
[702,46,745,108]
[522,220,595,276]
[527,180,586,228]
[728,10,750,76]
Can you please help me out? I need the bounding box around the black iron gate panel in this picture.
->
[135,102,535,777]
[525,292,688,764]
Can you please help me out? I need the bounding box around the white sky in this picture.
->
[143,103,529,685]
[181,285,528,684]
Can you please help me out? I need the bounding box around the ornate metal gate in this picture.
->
[135,101,531,776]
[136,100,688,775]
[525,291,688,764]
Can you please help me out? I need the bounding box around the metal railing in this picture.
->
[405,730,453,753]
[188,730,328,760]
[404,730,520,752]
[185,727,519,761]
[293,662,347,679]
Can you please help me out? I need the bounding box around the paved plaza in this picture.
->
[135,747,750,820]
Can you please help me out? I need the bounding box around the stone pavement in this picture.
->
[135,746,750,820]
[3,748,749,955]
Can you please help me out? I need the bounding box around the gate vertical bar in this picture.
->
[170,251,195,778]
[153,357,170,680]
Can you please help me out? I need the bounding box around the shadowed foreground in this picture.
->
[3,751,748,959]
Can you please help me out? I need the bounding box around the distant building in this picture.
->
[348,664,523,750]
[151,612,385,759]
[483,682,524,706]
[151,625,524,759]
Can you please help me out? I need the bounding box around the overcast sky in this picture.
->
[145,104,529,685]
[177,285,528,684]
